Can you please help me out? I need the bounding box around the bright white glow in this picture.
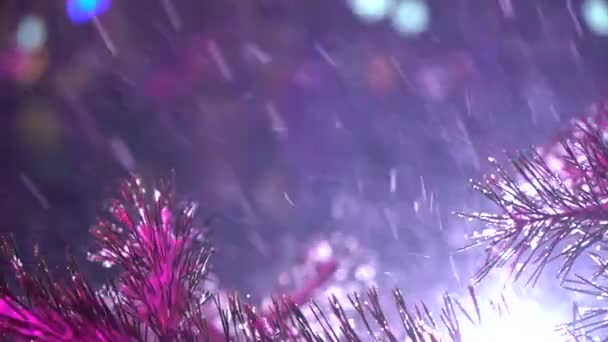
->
[545,155,564,173]
[349,0,395,23]
[390,0,430,35]
[465,303,560,342]
[461,285,563,342]
[354,263,376,281]
[309,240,334,262]
[582,0,608,36]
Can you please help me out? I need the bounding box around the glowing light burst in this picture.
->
[66,0,111,23]
[582,0,608,35]
[459,279,565,342]
[464,302,560,342]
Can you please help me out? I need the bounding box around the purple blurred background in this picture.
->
[1,0,608,324]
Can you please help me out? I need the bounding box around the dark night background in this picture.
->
[1,0,608,330]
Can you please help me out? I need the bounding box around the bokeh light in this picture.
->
[14,49,50,86]
[367,54,398,91]
[390,0,430,35]
[348,0,395,23]
[582,0,608,35]
[67,0,111,23]
[18,102,63,149]
[16,15,47,52]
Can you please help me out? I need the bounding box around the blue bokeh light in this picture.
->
[67,0,111,23]
[582,0,608,35]
[391,0,430,36]
[349,0,395,23]
[16,15,47,52]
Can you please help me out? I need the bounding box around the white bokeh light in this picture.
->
[309,239,334,262]
[16,15,47,52]
[390,0,430,35]
[349,0,395,23]
[582,0,608,35]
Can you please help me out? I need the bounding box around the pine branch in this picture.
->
[457,104,608,340]
[0,173,546,341]
[0,237,138,341]
[560,249,608,339]
[203,285,492,342]
[460,106,608,286]
[87,174,214,339]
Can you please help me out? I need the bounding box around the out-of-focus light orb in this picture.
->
[391,0,430,36]
[16,15,47,52]
[67,0,111,23]
[14,49,50,86]
[349,0,395,23]
[309,240,334,262]
[367,54,397,91]
[583,0,608,35]
[18,102,63,149]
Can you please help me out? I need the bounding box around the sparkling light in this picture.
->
[67,0,111,23]
[16,15,47,52]
[582,0,608,35]
[390,0,430,36]
[460,282,565,342]
[309,240,334,262]
[349,0,395,23]
[464,300,561,342]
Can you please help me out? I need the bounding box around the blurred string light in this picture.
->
[67,0,111,23]
[16,15,47,52]
[348,0,395,23]
[390,0,430,36]
[582,0,608,35]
